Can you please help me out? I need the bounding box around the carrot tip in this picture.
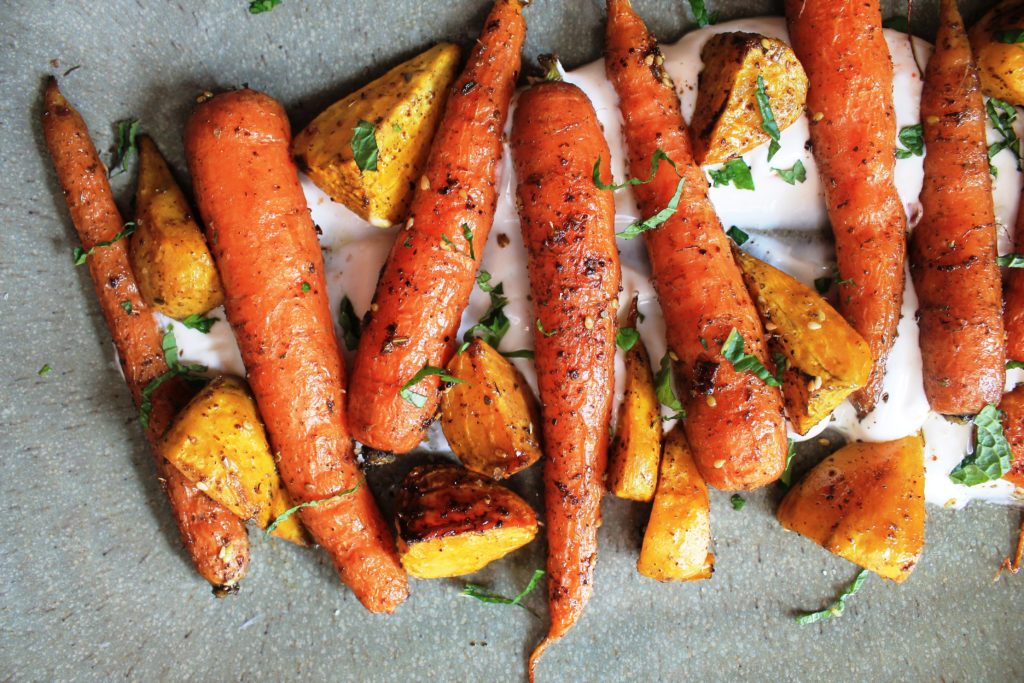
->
[528,636,553,683]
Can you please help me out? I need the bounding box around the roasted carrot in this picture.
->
[1004,187,1024,361]
[347,0,527,453]
[910,0,1005,414]
[184,89,408,613]
[41,78,249,593]
[510,80,620,681]
[605,0,787,490]
[785,0,907,414]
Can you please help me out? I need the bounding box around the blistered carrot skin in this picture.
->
[910,0,1005,415]
[511,80,620,681]
[1004,187,1024,361]
[605,0,787,490]
[785,0,906,414]
[184,89,408,613]
[347,0,527,453]
[42,78,249,592]
[1000,386,1024,488]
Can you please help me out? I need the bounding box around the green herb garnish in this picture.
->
[139,326,207,428]
[180,313,218,334]
[1007,360,1024,370]
[73,221,137,265]
[616,176,685,239]
[780,438,797,486]
[950,404,1013,486]
[248,0,282,13]
[687,0,713,27]
[501,349,535,359]
[351,119,379,172]
[795,569,870,625]
[654,353,686,421]
[120,300,133,313]
[391,122,403,133]
[721,328,781,387]
[536,318,556,337]
[338,296,362,351]
[998,253,1024,268]
[265,481,360,537]
[108,119,139,177]
[399,365,465,408]
[754,74,781,161]
[616,327,640,352]
[815,269,855,294]
[730,494,746,510]
[463,569,545,612]
[773,159,807,185]
[726,226,749,246]
[987,97,1021,172]
[895,124,924,160]
[38,364,53,376]
[995,29,1024,43]
[708,158,754,190]
[301,282,311,293]
[462,223,476,261]
[476,270,495,293]
[464,283,510,348]
[592,148,678,191]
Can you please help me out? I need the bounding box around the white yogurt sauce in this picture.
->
[168,18,1024,508]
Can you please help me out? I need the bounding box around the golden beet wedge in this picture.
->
[969,0,1024,107]
[607,298,662,502]
[637,427,714,582]
[395,465,538,579]
[690,31,808,165]
[734,248,872,435]
[158,375,307,545]
[777,434,925,582]
[292,42,460,227]
[130,135,225,319]
[441,339,543,480]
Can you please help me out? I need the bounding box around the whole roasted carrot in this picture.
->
[511,80,620,680]
[605,0,787,490]
[42,78,249,593]
[785,0,906,414]
[347,0,527,453]
[1004,187,1024,361]
[910,0,1004,414]
[184,89,408,613]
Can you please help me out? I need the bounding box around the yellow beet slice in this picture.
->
[158,375,308,545]
[637,427,714,582]
[608,298,662,501]
[395,465,538,579]
[777,434,925,582]
[691,32,808,165]
[292,42,461,227]
[734,247,872,434]
[130,135,224,319]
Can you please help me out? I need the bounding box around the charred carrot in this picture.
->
[785,0,907,414]
[184,89,408,613]
[41,78,249,592]
[910,0,1004,414]
[1004,187,1024,361]
[999,384,1024,488]
[605,0,787,490]
[347,0,527,453]
[511,79,620,680]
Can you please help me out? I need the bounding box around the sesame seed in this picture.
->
[420,175,430,190]
[812,112,824,122]
[807,321,822,330]
[584,316,595,329]
[644,54,655,65]
[370,303,379,312]
[706,395,717,407]
[925,115,939,125]
[713,459,726,469]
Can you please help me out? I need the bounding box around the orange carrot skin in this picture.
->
[42,78,249,592]
[184,89,408,613]
[910,0,1004,415]
[1004,188,1024,361]
[785,0,907,414]
[347,0,527,453]
[511,80,620,678]
[605,0,787,491]
[1000,385,1024,488]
